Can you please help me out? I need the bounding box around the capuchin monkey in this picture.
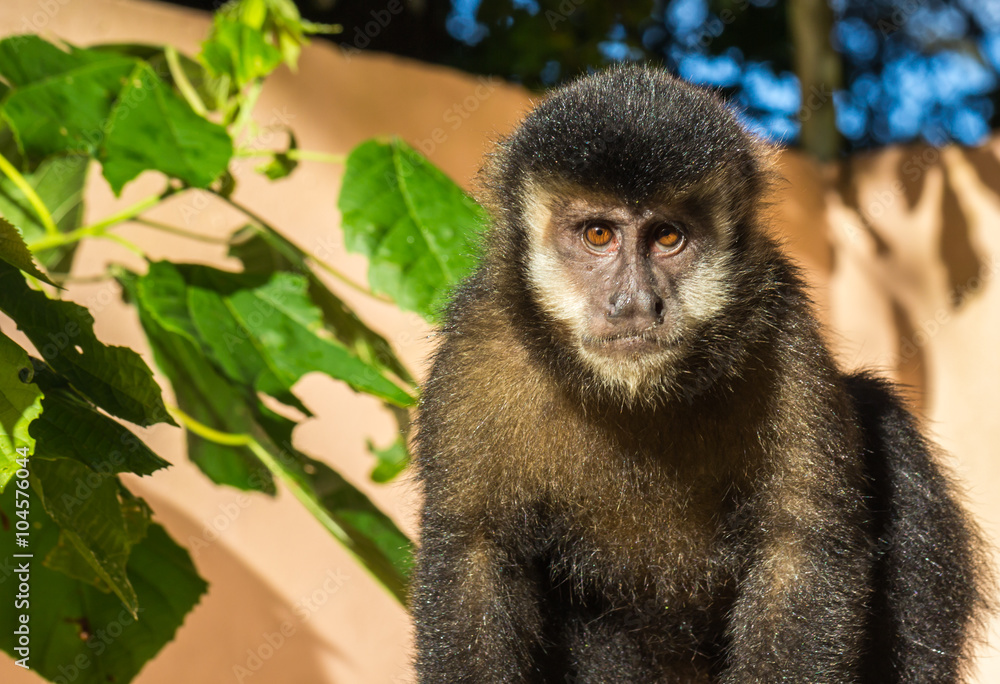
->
[411,65,990,683]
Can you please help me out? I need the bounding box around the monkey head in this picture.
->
[479,65,778,404]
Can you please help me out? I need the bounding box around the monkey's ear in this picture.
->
[724,136,782,217]
[473,144,513,219]
[747,136,782,189]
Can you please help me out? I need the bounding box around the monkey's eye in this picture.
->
[652,224,685,254]
[583,224,615,251]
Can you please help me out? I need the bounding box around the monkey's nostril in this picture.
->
[607,292,627,319]
[653,299,664,320]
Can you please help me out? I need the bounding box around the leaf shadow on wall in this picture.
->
[125,489,340,684]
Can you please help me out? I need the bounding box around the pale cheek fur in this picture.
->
[677,248,734,326]
[527,245,593,335]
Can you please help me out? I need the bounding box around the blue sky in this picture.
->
[447,0,1000,149]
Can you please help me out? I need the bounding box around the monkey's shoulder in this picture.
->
[424,275,549,409]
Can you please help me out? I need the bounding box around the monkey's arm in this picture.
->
[411,508,544,684]
[847,373,989,683]
[722,374,989,684]
[720,475,873,683]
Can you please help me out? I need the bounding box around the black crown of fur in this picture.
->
[498,64,755,203]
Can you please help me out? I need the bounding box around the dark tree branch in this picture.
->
[789,0,843,161]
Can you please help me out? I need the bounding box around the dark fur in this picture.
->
[411,65,990,683]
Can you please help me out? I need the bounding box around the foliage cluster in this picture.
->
[0,1,482,681]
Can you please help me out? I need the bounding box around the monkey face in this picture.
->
[523,180,738,400]
[481,66,776,403]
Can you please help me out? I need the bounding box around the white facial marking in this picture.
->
[524,184,593,335]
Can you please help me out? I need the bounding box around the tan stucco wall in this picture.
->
[1,1,998,681]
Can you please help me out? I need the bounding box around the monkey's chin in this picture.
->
[576,336,684,405]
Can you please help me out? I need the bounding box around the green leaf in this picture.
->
[44,486,151,588]
[167,262,414,407]
[0,135,88,273]
[217,271,413,406]
[228,226,415,385]
[92,42,227,112]
[0,261,173,427]
[31,458,142,614]
[0,331,41,492]
[338,138,484,322]
[101,62,233,195]
[305,453,413,593]
[367,436,409,483]
[121,266,411,600]
[29,379,169,477]
[119,266,274,493]
[0,36,232,196]
[197,273,413,406]
[0,36,135,157]
[256,131,298,180]
[0,483,207,684]
[254,404,412,600]
[0,215,56,285]
[43,491,151,589]
[44,531,107,587]
[200,15,283,87]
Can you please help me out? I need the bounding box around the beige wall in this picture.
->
[0,0,998,681]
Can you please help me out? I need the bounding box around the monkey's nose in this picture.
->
[607,290,664,327]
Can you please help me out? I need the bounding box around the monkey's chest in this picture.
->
[536,501,735,668]
[539,479,739,636]
[555,494,733,587]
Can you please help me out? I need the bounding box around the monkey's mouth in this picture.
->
[581,331,679,354]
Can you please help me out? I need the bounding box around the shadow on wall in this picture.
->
[104,489,340,684]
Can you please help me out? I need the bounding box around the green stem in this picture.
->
[289,150,346,164]
[231,81,263,136]
[101,232,145,256]
[304,244,391,303]
[28,224,100,252]
[234,148,347,165]
[169,406,250,446]
[28,189,168,252]
[0,152,60,236]
[169,406,408,603]
[211,190,387,301]
[50,272,113,286]
[134,217,230,244]
[164,46,208,117]
[85,190,168,234]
